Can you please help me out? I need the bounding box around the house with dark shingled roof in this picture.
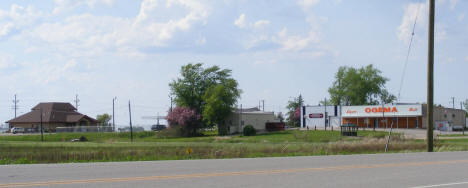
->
[6,102,98,132]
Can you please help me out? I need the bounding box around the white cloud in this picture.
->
[397,2,426,43]
[436,0,459,10]
[19,0,210,58]
[0,55,15,69]
[234,13,246,28]
[253,20,270,30]
[234,14,270,31]
[458,13,464,22]
[436,23,447,42]
[449,0,459,10]
[0,4,41,37]
[273,28,320,51]
[53,0,115,14]
[297,0,320,9]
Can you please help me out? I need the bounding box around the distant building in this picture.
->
[6,102,98,132]
[301,103,466,131]
[224,107,278,134]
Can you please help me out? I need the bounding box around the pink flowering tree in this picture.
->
[166,106,201,136]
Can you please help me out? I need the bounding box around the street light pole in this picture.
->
[128,100,133,142]
[112,97,116,132]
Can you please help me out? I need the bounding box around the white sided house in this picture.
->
[224,107,277,134]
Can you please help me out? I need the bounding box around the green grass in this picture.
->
[0,130,389,143]
[3,130,465,164]
[437,133,468,137]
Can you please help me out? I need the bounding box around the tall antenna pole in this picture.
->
[427,0,435,152]
[129,100,133,142]
[74,94,80,111]
[12,94,19,118]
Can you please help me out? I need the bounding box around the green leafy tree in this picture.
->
[202,80,241,135]
[96,113,112,126]
[328,65,396,105]
[286,95,304,127]
[169,63,241,135]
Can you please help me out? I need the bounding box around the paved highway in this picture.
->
[1,152,468,188]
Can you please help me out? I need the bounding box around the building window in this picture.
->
[444,114,447,118]
[452,114,455,118]
[241,120,245,126]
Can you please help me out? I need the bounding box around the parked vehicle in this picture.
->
[11,127,25,134]
[452,125,464,131]
[151,124,166,131]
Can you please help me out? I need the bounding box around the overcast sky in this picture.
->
[0,0,467,128]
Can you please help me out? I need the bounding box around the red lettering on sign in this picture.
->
[364,107,398,113]
[409,108,418,111]
[346,110,357,114]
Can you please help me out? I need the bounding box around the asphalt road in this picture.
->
[1,152,468,188]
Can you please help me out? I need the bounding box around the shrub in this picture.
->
[79,136,88,142]
[243,125,256,136]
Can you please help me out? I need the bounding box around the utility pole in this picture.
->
[12,94,19,118]
[40,108,44,142]
[324,97,327,128]
[338,79,342,127]
[128,100,133,142]
[427,0,435,152]
[451,97,455,109]
[74,94,80,111]
[262,100,265,111]
[169,95,173,112]
[239,104,243,132]
[112,97,116,132]
[382,101,386,129]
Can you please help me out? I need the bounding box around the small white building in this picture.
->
[224,107,278,134]
[300,105,341,128]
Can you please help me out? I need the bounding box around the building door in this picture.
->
[374,118,379,128]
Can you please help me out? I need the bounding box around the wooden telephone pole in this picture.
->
[427,0,435,152]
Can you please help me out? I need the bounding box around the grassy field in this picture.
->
[0,130,388,143]
[0,130,463,164]
[437,133,468,137]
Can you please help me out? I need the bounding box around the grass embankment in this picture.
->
[0,130,431,164]
[437,133,468,137]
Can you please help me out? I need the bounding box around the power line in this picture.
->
[398,3,421,101]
